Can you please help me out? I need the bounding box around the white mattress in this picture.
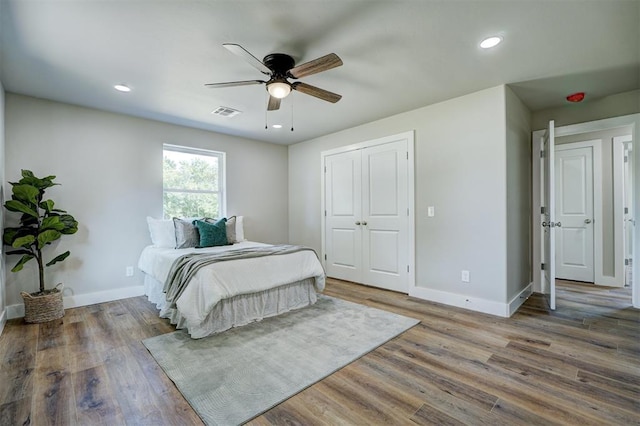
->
[138,241,326,337]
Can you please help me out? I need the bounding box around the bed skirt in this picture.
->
[143,274,318,338]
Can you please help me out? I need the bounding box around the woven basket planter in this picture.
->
[20,284,65,323]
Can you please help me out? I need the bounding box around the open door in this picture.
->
[542,120,557,310]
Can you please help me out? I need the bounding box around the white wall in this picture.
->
[290,85,513,310]
[532,90,640,131]
[0,81,6,333]
[505,86,532,302]
[4,94,288,313]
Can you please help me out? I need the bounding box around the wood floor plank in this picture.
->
[72,365,125,425]
[1,278,638,425]
[33,346,77,426]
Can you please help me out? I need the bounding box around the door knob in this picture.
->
[362,221,367,226]
[355,221,361,226]
[584,218,592,224]
[555,222,561,227]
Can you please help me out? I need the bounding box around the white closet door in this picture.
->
[361,140,409,292]
[555,146,594,282]
[324,150,362,282]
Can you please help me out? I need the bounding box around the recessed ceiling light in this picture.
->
[480,36,502,49]
[114,84,131,92]
[272,124,283,129]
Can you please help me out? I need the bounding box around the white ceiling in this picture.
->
[1,1,638,145]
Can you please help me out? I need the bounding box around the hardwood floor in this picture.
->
[0,278,638,425]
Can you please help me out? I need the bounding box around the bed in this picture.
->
[138,216,325,338]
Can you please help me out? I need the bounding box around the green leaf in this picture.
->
[59,214,79,234]
[3,228,19,245]
[12,184,40,205]
[21,170,35,179]
[11,254,34,272]
[7,249,34,256]
[12,235,36,249]
[37,230,61,249]
[4,199,38,218]
[41,216,65,231]
[39,199,55,212]
[46,251,70,267]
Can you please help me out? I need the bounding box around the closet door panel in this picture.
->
[324,151,362,282]
[362,140,408,292]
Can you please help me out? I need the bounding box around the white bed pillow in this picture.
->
[235,215,245,242]
[146,216,177,248]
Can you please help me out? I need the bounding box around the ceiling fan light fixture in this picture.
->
[267,81,291,99]
[480,36,502,49]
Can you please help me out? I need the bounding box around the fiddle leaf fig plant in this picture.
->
[3,170,79,295]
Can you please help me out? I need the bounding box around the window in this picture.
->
[163,144,225,219]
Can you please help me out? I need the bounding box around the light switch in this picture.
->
[427,206,435,217]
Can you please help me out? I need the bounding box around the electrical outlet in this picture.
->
[461,270,470,282]
[126,266,134,277]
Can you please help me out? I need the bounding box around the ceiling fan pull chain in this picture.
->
[265,93,268,130]
[291,100,294,132]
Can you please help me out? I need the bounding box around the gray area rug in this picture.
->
[142,295,419,425]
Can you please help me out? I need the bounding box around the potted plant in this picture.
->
[3,170,78,323]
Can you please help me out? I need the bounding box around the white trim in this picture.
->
[409,286,510,317]
[508,282,533,316]
[614,135,632,287]
[0,309,6,336]
[320,130,416,292]
[6,285,145,320]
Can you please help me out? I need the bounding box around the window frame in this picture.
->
[162,144,226,219]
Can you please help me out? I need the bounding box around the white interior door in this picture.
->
[324,150,362,282]
[555,146,594,282]
[542,120,557,310]
[361,140,409,292]
[624,143,635,285]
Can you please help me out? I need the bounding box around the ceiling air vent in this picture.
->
[211,106,241,118]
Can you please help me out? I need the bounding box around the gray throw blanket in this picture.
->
[163,244,320,309]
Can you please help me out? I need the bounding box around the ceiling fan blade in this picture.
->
[223,43,271,75]
[288,53,343,79]
[204,80,265,88]
[267,96,281,111]
[292,82,342,103]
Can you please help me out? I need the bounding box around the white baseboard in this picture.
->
[409,286,510,317]
[508,282,533,316]
[6,285,145,320]
[0,308,7,336]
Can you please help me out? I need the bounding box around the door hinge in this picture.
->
[324,166,327,173]
[625,258,629,266]
[406,152,409,160]
[541,206,545,215]
[540,150,545,158]
[541,263,545,270]
[624,207,629,214]
[407,265,410,273]
[324,254,327,260]
[624,156,628,163]
[407,208,409,216]
[324,210,327,217]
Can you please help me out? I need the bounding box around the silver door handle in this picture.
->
[555,222,561,227]
[362,221,367,226]
[355,221,361,225]
[584,219,592,224]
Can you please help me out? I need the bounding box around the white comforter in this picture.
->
[137,241,325,326]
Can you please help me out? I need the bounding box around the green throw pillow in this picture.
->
[194,218,228,247]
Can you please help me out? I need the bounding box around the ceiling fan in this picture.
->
[205,43,343,111]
